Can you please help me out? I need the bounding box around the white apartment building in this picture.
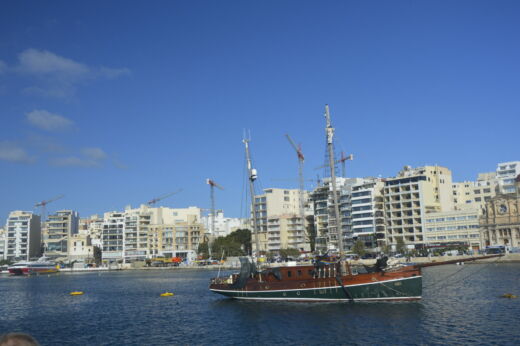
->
[349,178,386,251]
[496,161,520,194]
[384,166,453,251]
[311,177,363,253]
[4,211,41,261]
[45,210,79,259]
[101,212,125,262]
[423,209,482,251]
[201,210,246,238]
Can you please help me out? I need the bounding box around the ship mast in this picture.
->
[243,138,261,260]
[324,105,345,273]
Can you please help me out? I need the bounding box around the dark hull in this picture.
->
[210,264,422,302]
[211,276,422,302]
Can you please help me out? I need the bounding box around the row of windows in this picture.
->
[426,215,478,223]
[426,225,479,231]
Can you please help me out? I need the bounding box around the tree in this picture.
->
[227,229,252,255]
[395,237,406,254]
[279,248,300,260]
[305,215,316,252]
[352,239,366,256]
[93,246,102,266]
[197,242,209,259]
[211,237,244,258]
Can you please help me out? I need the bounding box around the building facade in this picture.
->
[254,188,310,253]
[496,161,520,194]
[384,165,453,251]
[45,210,79,259]
[480,192,520,249]
[423,209,482,251]
[4,211,41,261]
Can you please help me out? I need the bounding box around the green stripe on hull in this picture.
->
[211,276,422,302]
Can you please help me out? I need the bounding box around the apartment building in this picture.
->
[4,211,41,261]
[496,161,520,194]
[101,212,125,262]
[45,210,79,259]
[452,174,498,210]
[349,178,386,251]
[123,206,152,262]
[384,165,453,251]
[201,210,246,238]
[254,188,310,253]
[311,177,363,253]
[149,213,203,260]
[423,209,482,251]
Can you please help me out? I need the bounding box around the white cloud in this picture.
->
[26,109,74,132]
[17,49,89,78]
[15,49,130,98]
[50,146,107,167]
[99,66,131,79]
[82,147,107,160]
[0,141,35,163]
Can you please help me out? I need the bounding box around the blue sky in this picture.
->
[1,1,519,223]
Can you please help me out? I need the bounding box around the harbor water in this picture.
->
[1,263,519,345]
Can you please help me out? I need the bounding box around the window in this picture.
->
[474,190,481,194]
[287,271,292,278]
[284,197,290,201]
[483,188,491,193]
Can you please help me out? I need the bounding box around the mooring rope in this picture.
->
[423,256,502,290]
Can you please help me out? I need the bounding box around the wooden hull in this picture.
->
[210,264,422,302]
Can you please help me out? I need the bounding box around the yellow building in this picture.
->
[384,165,453,250]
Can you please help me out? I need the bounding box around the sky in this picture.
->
[1,0,519,223]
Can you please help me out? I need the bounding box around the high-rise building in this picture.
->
[254,188,310,253]
[4,211,41,261]
[45,210,79,259]
[310,177,364,253]
[496,161,520,194]
[101,212,125,262]
[384,165,453,251]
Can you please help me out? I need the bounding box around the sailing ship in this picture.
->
[209,105,501,302]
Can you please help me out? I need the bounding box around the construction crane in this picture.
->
[35,194,64,224]
[285,134,307,245]
[314,151,353,177]
[206,179,224,258]
[147,189,182,206]
[337,151,354,177]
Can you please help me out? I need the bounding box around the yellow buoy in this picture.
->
[501,293,517,299]
[160,292,174,297]
[70,291,84,296]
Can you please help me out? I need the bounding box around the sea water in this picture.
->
[1,263,519,345]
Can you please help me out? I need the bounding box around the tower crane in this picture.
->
[285,134,307,245]
[147,189,182,206]
[314,151,353,177]
[35,194,64,225]
[337,151,354,177]
[206,179,224,258]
